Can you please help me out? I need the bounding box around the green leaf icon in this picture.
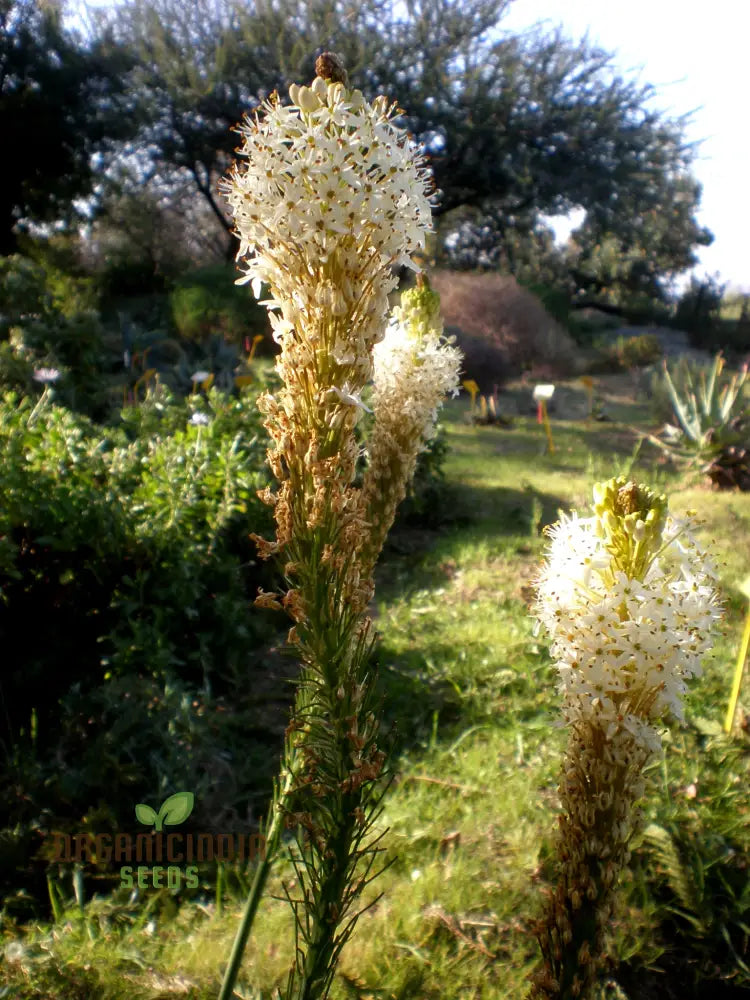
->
[156,791,194,831]
[135,803,157,826]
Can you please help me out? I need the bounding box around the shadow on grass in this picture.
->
[377,479,569,602]
[374,636,557,762]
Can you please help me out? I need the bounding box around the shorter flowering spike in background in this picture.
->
[359,274,462,579]
[529,477,722,999]
[724,574,750,733]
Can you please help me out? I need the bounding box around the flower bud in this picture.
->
[311,76,328,100]
[296,86,320,113]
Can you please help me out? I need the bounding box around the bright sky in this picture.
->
[501,0,750,291]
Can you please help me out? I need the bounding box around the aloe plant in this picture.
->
[662,352,749,457]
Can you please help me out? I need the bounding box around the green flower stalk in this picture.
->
[219,53,444,1000]
[529,478,722,999]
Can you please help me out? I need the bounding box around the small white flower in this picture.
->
[328,385,372,412]
[189,411,211,426]
[33,367,60,384]
[4,940,25,963]
[191,370,211,383]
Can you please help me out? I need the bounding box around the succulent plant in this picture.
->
[656,353,750,490]
[662,352,748,456]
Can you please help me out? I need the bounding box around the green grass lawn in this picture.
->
[3,379,750,999]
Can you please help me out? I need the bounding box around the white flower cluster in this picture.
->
[371,289,462,445]
[535,505,722,752]
[222,75,434,362]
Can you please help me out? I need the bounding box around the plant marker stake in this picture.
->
[724,575,750,733]
[247,333,264,363]
[581,375,594,419]
[541,401,555,453]
[462,379,479,414]
[533,385,556,454]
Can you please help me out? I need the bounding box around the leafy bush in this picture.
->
[393,425,460,529]
[614,333,663,369]
[585,333,664,376]
[673,275,726,348]
[170,264,268,346]
[631,725,750,991]
[0,382,281,900]
[99,255,171,298]
[0,255,110,417]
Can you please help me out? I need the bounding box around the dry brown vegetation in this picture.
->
[432,270,579,386]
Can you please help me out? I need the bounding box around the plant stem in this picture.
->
[217,761,296,1000]
[287,808,356,1000]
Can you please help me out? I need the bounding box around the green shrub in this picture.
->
[170,264,268,346]
[99,256,171,298]
[0,255,109,417]
[394,425,460,529]
[632,726,750,990]
[0,382,280,903]
[614,333,663,368]
[673,275,725,348]
[585,333,664,376]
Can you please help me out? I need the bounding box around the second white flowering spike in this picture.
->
[535,477,722,752]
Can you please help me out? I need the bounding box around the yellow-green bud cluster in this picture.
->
[535,478,721,747]
[394,282,443,350]
[593,477,668,582]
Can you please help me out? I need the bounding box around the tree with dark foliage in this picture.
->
[0,0,131,254]
[96,0,709,286]
[7,0,711,298]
